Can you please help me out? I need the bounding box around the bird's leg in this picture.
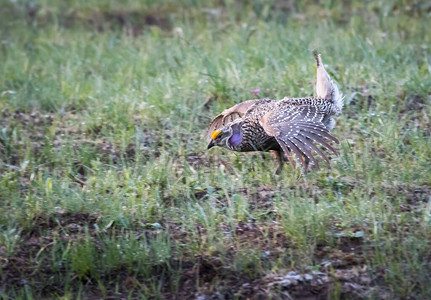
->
[270,150,284,175]
[302,156,313,172]
[300,167,309,189]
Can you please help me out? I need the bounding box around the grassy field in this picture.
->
[0,0,430,299]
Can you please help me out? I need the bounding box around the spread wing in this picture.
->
[260,105,339,169]
[206,100,260,142]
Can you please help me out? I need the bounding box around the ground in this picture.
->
[0,0,430,299]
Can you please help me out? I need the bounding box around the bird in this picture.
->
[206,51,343,173]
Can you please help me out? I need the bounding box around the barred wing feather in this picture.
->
[260,105,339,169]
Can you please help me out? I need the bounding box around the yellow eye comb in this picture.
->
[211,130,222,140]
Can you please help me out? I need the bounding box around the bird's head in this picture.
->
[207,122,243,150]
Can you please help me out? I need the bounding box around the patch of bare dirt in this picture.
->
[253,265,387,299]
[192,183,348,211]
[0,110,55,165]
[163,219,380,299]
[28,211,99,235]
[1,213,388,299]
[380,182,430,211]
[221,220,290,252]
[403,184,430,204]
[399,94,427,114]
[1,212,99,295]
[347,84,377,114]
[188,264,387,300]
[0,110,160,178]
[398,94,430,134]
[250,185,279,210]
[186,153,216,168]
[192,185,278,211]
[165,220,290,255]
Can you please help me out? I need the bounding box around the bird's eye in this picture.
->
[211,130,222,140]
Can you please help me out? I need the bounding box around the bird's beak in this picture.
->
[207,140,215,149]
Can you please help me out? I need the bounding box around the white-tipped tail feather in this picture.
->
[331,78,343,115]
[314,50,343,115]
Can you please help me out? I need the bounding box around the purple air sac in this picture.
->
[229,132,242,147]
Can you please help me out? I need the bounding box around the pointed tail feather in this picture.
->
[313,50,343,115]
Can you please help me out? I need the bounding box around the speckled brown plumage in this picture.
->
[207,52,343,171]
